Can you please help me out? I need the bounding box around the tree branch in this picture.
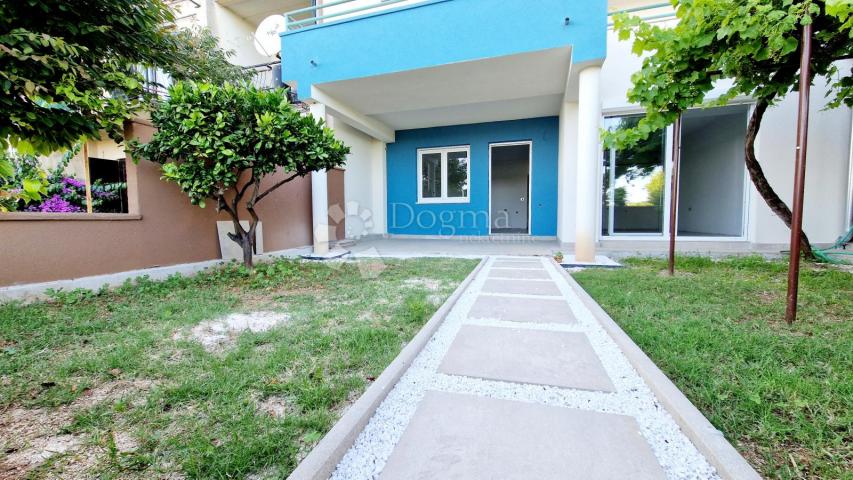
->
[216,193,245,244]
[255,172,300,203]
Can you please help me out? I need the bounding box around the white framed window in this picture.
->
[417,146,471,204]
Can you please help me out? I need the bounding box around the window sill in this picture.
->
[0,213,142,222]
[416,198,471,205]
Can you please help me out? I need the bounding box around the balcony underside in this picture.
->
[311,47,587,136]
[217,0,309,25]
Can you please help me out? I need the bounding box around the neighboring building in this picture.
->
[280,0,853,260]
[0,0,335,288]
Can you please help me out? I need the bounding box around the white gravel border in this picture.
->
[330,256,721,480]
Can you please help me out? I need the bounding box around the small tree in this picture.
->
[132,82,350,267]
[607,0,853,259]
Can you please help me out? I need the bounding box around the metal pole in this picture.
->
[668,115,682,276]
[785,22,813,324]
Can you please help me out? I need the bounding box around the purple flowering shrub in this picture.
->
[3,147,127,213]
[26,195,83,213]
[40,174,125,212]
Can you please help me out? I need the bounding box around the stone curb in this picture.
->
[287,257,488,480]
[553,259,761,480]
[0,247,314,303]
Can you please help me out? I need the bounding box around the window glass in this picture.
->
[417,147,470,203]
[446,150,469,198]
[601,115,666,235]
[421,152,441,198]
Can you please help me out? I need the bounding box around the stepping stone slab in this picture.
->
[488,267,551,280]
[468,295,576,324]
[491,260,543,269]
[481,278,561,296]
[380,391,665,480]
[439,325,615,391]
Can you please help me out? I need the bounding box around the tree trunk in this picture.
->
[240,233,254,268]
[216,192,256,268]
[745,101,816,260]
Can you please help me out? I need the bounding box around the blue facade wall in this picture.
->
[282,0,607,98]
[386,117,559,237]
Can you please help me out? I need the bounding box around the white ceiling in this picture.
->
[315,47,574,131]
[217,0,310,25]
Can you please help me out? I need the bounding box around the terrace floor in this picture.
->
[337,235,788,261]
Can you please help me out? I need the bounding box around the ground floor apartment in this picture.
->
[315,40,853,263]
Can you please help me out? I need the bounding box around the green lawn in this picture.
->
[0,257,477,479]
[573,257,852,480]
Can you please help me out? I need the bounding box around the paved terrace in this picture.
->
[328,256,723,479]
[342,236,788,259]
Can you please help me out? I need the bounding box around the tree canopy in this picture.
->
[606,0,852,149]
[169,27,254,86]
[132,82,350,266]
[607,0,853,259]
[0,1,251,156]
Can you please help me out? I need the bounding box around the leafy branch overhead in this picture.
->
[132,82,350,267]
[0,1,252,155]
[605,0,853,149]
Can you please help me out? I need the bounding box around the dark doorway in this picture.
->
[490,143,531,234]
[88,157,128,213]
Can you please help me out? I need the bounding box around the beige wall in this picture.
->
[334,118,388,237]
[172,0,270,67]
[0,122,329,287]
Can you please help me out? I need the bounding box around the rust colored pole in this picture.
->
[785,22,813,325]
[668,115,682,276]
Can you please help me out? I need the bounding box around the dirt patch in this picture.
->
[756,290,780,305]
[256,396,297,418]
[247,465,287,480]
[403,278,443,291]
[427,294,445,306]
[174,311,290,352]
[356,260,387,279]
[0,379,154,479]
[74,379,155,410]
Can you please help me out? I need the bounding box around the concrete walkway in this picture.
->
[330,256,723,479]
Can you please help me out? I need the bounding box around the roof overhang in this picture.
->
[310,47,584,134]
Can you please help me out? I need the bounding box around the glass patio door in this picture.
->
[601,115,667,236]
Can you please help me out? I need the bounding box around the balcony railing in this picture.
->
[135,61,290,99]
[138,66,172,96]
[243,61,285,91]
[285,0,423,31]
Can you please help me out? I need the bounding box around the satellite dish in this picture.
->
[253,14,287,58]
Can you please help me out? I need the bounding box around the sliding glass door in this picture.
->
[601,115,667,236]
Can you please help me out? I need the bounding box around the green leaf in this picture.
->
[0,159,14,180]
[22,177,44,196]
[781,36,799,55]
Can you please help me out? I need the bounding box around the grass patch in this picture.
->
[0,257,477,479]
[573,256,852,479]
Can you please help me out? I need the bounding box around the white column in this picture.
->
[575,66,602,262]
[556,101,578,244]
[310,103,330,255]
[370,140,388,235]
